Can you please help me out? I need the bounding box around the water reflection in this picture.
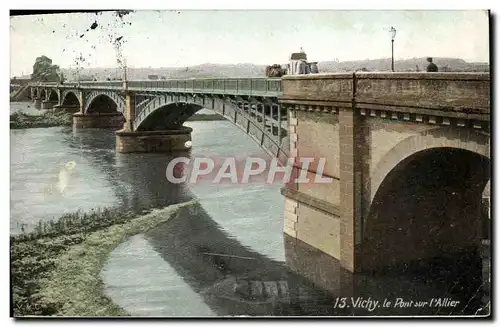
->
[69,128,192,212]
[103,204,336,316]
[103,202,486,316]
[285,236,487,316]
[11,126,119,233]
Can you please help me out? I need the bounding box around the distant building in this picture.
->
[287,51,320,75]
[148,74,159,80]
[290,52,307,61]
[79,75,94,81]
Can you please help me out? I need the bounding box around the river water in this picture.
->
[10,102,488,317]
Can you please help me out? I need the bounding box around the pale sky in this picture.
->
[9,10,490,77]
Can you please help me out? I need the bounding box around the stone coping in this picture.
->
[283,72,489,81]
[281,186,340,218]
[73,113,124,117]
[116,126,193,136]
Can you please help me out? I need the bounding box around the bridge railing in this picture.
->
[31,78,283,96]
[127,78,282,96]
[28,81,121,89]
[80,81,123,88]
[29,82,60,87]
[29,81,79,88]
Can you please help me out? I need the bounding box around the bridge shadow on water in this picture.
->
[144,204,487,316]
[67,128,488,317]
[144,204,340,316]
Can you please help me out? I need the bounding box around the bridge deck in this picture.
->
[33,72,490,119]
[33,78,283,97]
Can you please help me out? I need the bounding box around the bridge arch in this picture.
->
[135,102,202,130]
[134,94,288,160]
[369,127,490,205]
[61,90,81,107]
[84,91,125,114]
[362,127,490,272]
[48,89,59,102]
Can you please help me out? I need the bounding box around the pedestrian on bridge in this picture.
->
[426,57,439,72]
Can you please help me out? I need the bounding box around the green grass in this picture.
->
[10,111,73,129]
[11,201,197,317]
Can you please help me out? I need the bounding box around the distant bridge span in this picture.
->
[31,78,288,160]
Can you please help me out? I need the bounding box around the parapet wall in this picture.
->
[281,72,490,117]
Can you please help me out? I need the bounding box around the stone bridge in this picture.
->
[32,72,491,275]
[279,72,490,274]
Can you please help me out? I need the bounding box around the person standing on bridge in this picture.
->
[426,57,439,72]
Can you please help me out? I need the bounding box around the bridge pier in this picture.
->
[284,234,356,297]
[41,100,58,110]
[115,88,192,153]
[115,127,192,153]
[73,113,124,129]
[33,98,42,109]
[53,104,79,114]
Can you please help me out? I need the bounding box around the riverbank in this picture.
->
[10,112,222,129]
[10,111,73,129]
[11,201,196,317]
[10,85,31,102]
[187,114,225,121]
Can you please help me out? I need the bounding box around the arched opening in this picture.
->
[62,92,80,113]
[136,103,204,131]
[86,94,120,114]
[49,90,58,102]
[132,100,287,159]
[363,147,490,275]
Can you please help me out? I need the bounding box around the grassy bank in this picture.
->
[10,111,73,129]
[187,114,225,121]
[11,201,196,317]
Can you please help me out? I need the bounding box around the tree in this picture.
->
[265,64,287,77]
[58,71,66,84]
[31,55,60,82]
